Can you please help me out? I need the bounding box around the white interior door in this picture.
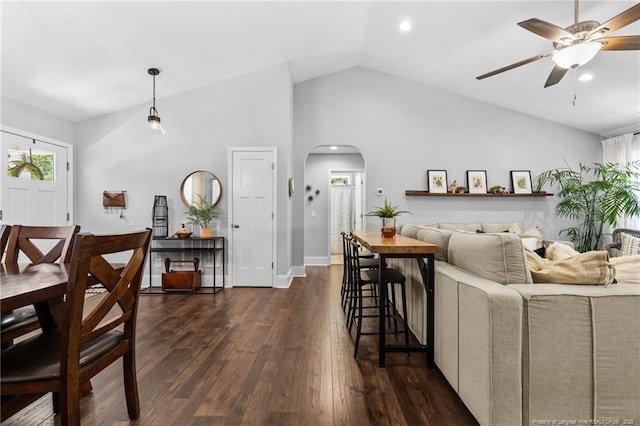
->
[230,149,274,287]
[354,172,365,230]
[1,130,69,226]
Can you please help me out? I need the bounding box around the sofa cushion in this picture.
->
[399,224,422,239]
[439,222,482,232]
[416,228,453,262]
[508,284,640,425]
[448,231,532,284]
[481,221,524,234]
[399,223,438,239]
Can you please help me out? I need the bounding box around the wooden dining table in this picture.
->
[351,230,439,368]
[0,262,73,419]
[1,263,70,330]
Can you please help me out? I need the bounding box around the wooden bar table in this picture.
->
[351,230,438,368]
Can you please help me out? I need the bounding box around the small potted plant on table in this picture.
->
[185,195,219,238]
[366,197,412,238]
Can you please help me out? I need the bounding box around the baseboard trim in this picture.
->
[304,256,330,266]
[275,266,307,288]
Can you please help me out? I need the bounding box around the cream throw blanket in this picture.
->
[525,243,640,285]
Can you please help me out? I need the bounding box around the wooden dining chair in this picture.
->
[4,224,80,264]
[1,225,81,348]
[0,228,152,425]
[0,224,10,261]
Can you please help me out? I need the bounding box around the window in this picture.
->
[331,176,350,185]
[7,143,55,181]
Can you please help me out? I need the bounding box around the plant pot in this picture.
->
[199,227,212,238]
[381,227,396,238]
[381,217,396,238]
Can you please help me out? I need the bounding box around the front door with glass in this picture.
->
[1,130,69,226]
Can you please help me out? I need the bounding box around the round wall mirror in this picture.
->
[180,171,222,207]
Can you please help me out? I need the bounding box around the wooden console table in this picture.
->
[351,230,438,368]
[146,236,225,294]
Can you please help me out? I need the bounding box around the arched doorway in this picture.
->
[303,145,366,265]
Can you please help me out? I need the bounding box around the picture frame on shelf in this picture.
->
[510,170,533,194]
[467,170,487,194]
[427,170,448,193]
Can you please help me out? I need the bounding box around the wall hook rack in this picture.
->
[103,190,127,218]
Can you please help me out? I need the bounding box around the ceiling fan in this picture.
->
[477,0,640,87]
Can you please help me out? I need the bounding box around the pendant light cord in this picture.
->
[152,74,157,110]
[572,67,577,106]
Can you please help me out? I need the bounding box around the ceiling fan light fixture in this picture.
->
[552,41,603,68]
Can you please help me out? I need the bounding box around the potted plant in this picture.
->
[535,161,640,252]
[185,195,219,238]
[366,197,412,238]
[489,185,507,194]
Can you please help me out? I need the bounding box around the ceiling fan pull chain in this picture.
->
[572,67,578,106]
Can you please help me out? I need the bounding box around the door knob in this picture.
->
[233,224,240,228]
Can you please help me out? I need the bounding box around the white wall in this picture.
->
[293,67,602,266]
[1,64,605,275]
[1,96,75,144]
[69,63,294,278]
[304,153,365,263]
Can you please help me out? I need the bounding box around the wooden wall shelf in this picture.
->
[405,190,552,197]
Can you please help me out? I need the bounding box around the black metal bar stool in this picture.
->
[340,232,377,312]
[348,240,410,358]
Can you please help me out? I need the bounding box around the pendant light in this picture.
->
[147,68,165,134]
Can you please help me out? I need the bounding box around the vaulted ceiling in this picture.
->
[1,1,638,137]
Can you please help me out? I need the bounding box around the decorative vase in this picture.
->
[381,217,396,238]
[200,227,212,238]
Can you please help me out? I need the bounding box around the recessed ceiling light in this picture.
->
[330,146,338,150]
[578,73,594,82]
[399,20,411,32]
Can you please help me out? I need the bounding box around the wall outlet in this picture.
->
[376,188,384,195]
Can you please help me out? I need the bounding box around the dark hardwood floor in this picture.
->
[2,265,477,425]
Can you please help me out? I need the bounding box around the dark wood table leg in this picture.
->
[417,255,435,368]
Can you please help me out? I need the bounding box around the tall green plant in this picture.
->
[535,161,640,252]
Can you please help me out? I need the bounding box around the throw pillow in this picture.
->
[520,226,544,249]
[527,250,615,286]
[546,242,579,261]
[620,232,640,256]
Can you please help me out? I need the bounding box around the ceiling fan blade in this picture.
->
[518,18,576,43]
[599,35,640,51]
[476,50,555,80]
[589,3,640,36]
[544,65,569,88]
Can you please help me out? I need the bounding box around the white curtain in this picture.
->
[331,185,354,253]
[602,133,640,229]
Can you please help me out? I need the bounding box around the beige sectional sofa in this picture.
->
[391,222,640,426]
